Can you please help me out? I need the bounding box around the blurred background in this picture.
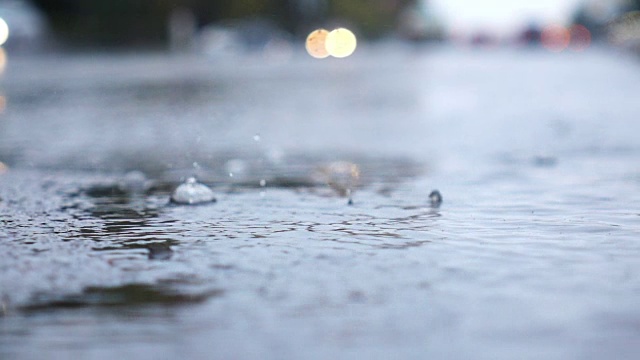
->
[3,2,640,359]
[0,0,638,54]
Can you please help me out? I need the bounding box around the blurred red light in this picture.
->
[569,25,591,51]
[541,25,570,52]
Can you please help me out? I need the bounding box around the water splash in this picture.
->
[170,177,216,205]
[314,161,360,205]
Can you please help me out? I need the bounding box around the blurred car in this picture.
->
[198,17,293,60]
[0,0,48,52]
[516,23,543,45]
[397,1,444,42]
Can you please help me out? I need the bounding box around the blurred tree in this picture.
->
[31,0,413,47]
[571,0,640,40]
[32,0,175,46]
[330,0,406,37]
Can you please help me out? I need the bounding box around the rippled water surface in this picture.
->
[1,45,640,359]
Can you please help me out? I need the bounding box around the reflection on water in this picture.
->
[22,283,219,311]
[1,47,640,359]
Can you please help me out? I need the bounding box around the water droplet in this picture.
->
[229,173,234,177]
[260,179,266,187]
[193,162,200,170]
[346,188,353,205]
[429,190,442,208]
[170,177,216,205]
[253,134,261,142]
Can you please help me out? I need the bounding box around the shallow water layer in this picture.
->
[1,45,640,359]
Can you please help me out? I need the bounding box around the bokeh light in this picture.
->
[0,18,8,47]
[0,161,7,175]
[325,28,357,58]
[305,29,330,59]
[0,47,6,74]
[541,25,570,52]
[569,24,591,51]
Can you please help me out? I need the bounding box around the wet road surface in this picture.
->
[1,45,640,359]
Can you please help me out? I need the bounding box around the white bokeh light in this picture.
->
[0,18,8,46]
[325,28,357,58]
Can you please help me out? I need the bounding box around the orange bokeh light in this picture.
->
[305,29,330,59]
[541,25,570,52]
[305,27,357,59]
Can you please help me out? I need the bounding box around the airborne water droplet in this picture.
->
[429,190,442,208]
[260,179,266,187]
[253,134,261,142]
